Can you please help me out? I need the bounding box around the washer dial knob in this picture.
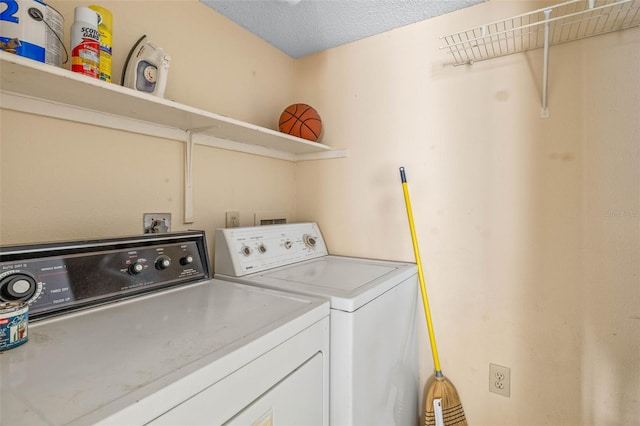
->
[303,234,317,249]
[258,244,267,254]
[241,246,251,256]
[284,240,293,249]
[180,255,194,266]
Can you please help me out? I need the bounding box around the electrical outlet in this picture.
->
[143,213,171,234]
[226,211,240,228]
[489,363,511,397]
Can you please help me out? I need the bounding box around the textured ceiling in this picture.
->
[201,0,486,58]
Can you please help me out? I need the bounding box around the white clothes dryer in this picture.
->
[0,231,330,425]
[215,222,419,426]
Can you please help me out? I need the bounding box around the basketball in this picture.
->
[279,103,322,142]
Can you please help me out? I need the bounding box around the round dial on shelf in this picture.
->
[143,65,158,83]
[180,255,194,266]
[155,255,171,270]
[129,261,144,275]
[303,234,317,249]
[0,272,37,302]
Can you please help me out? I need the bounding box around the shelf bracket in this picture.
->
[541,8,552,119]
[184,131,195,224]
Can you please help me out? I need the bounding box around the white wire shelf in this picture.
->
[440,0,640,66]
[439,0,640,117]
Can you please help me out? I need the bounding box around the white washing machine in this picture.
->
[215,222,419,426]
[0,231,330,425]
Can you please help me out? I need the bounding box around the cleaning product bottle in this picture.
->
[70,6,100,78]
[89,5,112,82]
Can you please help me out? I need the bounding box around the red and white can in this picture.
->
[0,301,28,351]
[70,6,99,78]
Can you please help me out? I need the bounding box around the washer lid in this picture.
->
[243,256,417,312]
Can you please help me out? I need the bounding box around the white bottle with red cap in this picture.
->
[70,6,100,78]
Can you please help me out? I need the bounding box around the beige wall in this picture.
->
[294,1,639,425]
[1,0,297,257]
[1,1,638,425]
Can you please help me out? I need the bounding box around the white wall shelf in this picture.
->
[440,0,640,117]
[0,51,346,223]
[0,51,346,162]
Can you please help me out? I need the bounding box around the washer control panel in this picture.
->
[214,223,328,277]
[0,231,209,320]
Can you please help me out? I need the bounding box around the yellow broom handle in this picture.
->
[400,167,442,374]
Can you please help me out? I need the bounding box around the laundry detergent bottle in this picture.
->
[70,6,100,78]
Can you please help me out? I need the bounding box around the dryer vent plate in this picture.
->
[254,211,289,226]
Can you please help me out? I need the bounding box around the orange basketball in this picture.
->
[279,104,322,142]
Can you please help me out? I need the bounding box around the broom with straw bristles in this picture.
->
[399,167,468,426]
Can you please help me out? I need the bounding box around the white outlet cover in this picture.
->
[226,211,240,228]
[489,363,511,397]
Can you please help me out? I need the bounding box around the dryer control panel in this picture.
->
[0,231,209,320]
[214,223,328,276]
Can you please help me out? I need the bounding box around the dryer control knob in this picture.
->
[180,255,194,266]
[241,246,251,256]
[0,273,37,302]
[284,240,293,249]
[155,255,171,270]
[129,261,144,275]
[258,244,267,254]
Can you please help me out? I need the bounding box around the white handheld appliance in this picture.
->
[122,35,170,97]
